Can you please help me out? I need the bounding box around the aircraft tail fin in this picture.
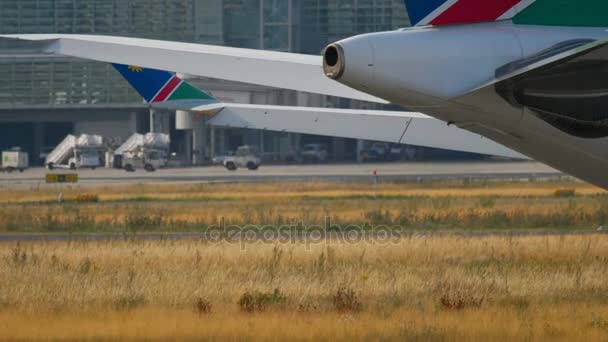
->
[405,0,608,27]
[112,64,218,104]
[512,0,608,27]
[404,0,528,26]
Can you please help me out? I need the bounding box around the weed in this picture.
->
[11,243,26,266]
[505,297,530,312]
[437,283,486,310]
[127,270,137,289]
[364,208,393,225]
[73,194,100,203]
[431,197,453,210]
[238,289,286,313]
[554,188,576,198]
[332,287,362,313]
[476,196,496,209]
[115,294,146,311]
[125,208,166,230]
[195,297,212,315]
[297,301,318,312]
[78,258,93,274]
[41,210,61,232]
[266,245,283,282]
[589,315,608,331]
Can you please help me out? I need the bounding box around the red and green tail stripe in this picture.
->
[513,0,608,27]
[405,0,608,27]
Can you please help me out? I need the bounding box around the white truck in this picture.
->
[223,145,261,171]
[114,133,170,172]
[122,149,167,172]
[1,149,29,173]
[46,134,104,170]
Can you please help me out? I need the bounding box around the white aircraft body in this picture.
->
[3,0,608,188]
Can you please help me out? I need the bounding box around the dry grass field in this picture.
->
[0,179,603,204]
[0,180,606,232]
[1,236,608,340]
[1,180,608,340]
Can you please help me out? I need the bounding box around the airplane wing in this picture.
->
[135,96,520,157]
[151,100,521,158]
[0,35,523,158]
[207,103,523,158]
[0,34,386,103]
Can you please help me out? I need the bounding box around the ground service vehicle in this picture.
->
[212,151,234,166]
[300,144,328,162]
[46,135,103,170]
[0,149,28,173]
[123,149,166,172]
[223,146,261,171]
[68,149,101,170]
[114,133,170,172]
[360,143,389,161]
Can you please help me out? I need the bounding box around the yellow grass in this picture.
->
[1,236,608,340]
[0,180,607,232]
[0,197,606,230]
[1,180,608,339]
[0,180,604,204]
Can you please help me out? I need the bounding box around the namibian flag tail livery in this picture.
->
[113,64,218,104]
[404,0,608,27]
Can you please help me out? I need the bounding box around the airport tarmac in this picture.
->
[0,161,562,188]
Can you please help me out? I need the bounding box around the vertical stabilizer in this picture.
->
[112,64,217,104]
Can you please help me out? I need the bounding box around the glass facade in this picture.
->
[0,0,199,108]
[299,0,409,54]
[0,0,195,39]
[0,0,194,107]
[0,0,409,107]
[0,60,137,107]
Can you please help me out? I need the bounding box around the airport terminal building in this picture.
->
[0,0,421,165]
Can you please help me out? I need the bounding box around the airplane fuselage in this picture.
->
[324,22,608,188]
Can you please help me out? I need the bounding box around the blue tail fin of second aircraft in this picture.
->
[113,64,218,104]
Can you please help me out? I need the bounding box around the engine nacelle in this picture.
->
[323,25,524,108]
[323,24,608,110]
